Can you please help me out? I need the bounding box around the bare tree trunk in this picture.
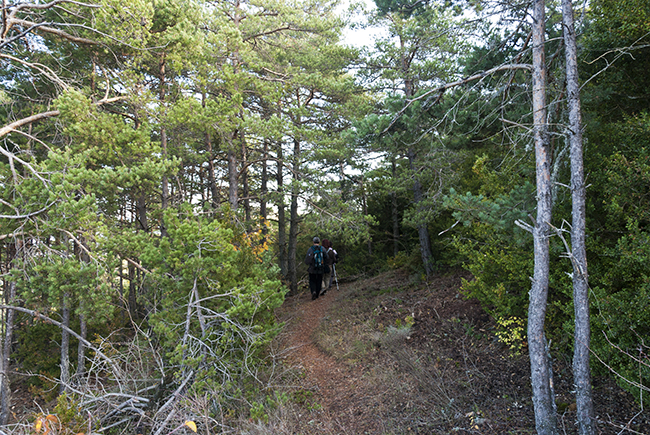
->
[60,294,70,393]
[288,137,301,294]
[136,194,148,232]
[128,262,138,320]
[277,142,288,277]
[261,139,268,237]
[392,157,399,257]
[0,280,16,425]
[206,135,219,209]
[529,0,558,433]
[562,1,594,432]
[408,149,434,276]
[241,133,251,224]
[160,53,169,238]
[202,92,219,210]
[77,314,87,378]
[228,147,238,211]
[401,36,434,276]
[360,176,372,257]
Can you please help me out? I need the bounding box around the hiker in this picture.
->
[321,239,338,293]
[305,236,328,300]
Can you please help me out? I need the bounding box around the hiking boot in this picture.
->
[320,289,327,296]
[311,293,317,300]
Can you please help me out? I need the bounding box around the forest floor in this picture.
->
[269,268,650,435]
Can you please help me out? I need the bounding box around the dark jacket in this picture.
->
[305,244,329,274]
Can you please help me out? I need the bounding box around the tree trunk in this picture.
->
[241,132,251,224]
[288,136,301,294]
[206,134,219,209]
[261,139,268,234]
[60,294,70,393]
[277,142,288,277]
[401,37,434,276]
[360,176,372,258]
[529,0,558,433]
[136,194,148,232]
[228,147,238,211]
[77,314,87,378]
[76,242,90,380]
[0,280,16,425]
[128,262,138,320]
[203,92,219,210]
[562,0,594,432]
[392,157,399,257]
[160,53,169,238]
[408,148,434,276]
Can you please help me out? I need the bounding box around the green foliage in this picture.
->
[12,321,61,387]
[443,152,537,320]
[139,207,286,395]
[582,113,650,404]
[249,401,269,424]
[53,393,87,434]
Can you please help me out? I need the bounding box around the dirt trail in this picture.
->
[278,286,385,434]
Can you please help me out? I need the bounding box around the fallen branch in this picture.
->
[0,305,122,377]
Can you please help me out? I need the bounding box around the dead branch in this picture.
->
[8,18,99,45]
[57,227,99,263]
[589,331,649,393]
[0,96,124,139]
[382,63,533,134]
[0,305,122,377]
[0,53,69,89]
[0,203,54,219]
[152,370,195,433]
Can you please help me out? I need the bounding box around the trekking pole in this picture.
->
[333,264,339,290]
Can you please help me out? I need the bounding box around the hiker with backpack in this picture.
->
[321,239,339,293]
[305,237,329,300]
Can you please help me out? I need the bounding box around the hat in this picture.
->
[313,237,320,244]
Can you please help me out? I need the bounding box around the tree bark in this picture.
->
[159,53,169,238]
[401,34,434,276]
[60,294,70,393]
[529,0,558,433]
[77,314,87,378]
[206,133,219,209]
[260,139,268,237]
[202,91,219,210]
[392,157,399,257]
[277,141,288,277]
[408,148,434,276]
[128,262,138,321]
[360,176,372,258]
[228,147,238,211]
[562,0,594,432]
[241,132,251,224]
[288,136,301,294]
[136,194,148,232]
[0,279,16,425]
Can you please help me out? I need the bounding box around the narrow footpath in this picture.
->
[277,285,385,434]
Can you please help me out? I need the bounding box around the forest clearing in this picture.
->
[270,270,649,434]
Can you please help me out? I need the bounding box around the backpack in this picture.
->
[313,245,325,273]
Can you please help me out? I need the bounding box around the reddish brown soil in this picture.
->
[275,270,650,435]
[278,289,387,434]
